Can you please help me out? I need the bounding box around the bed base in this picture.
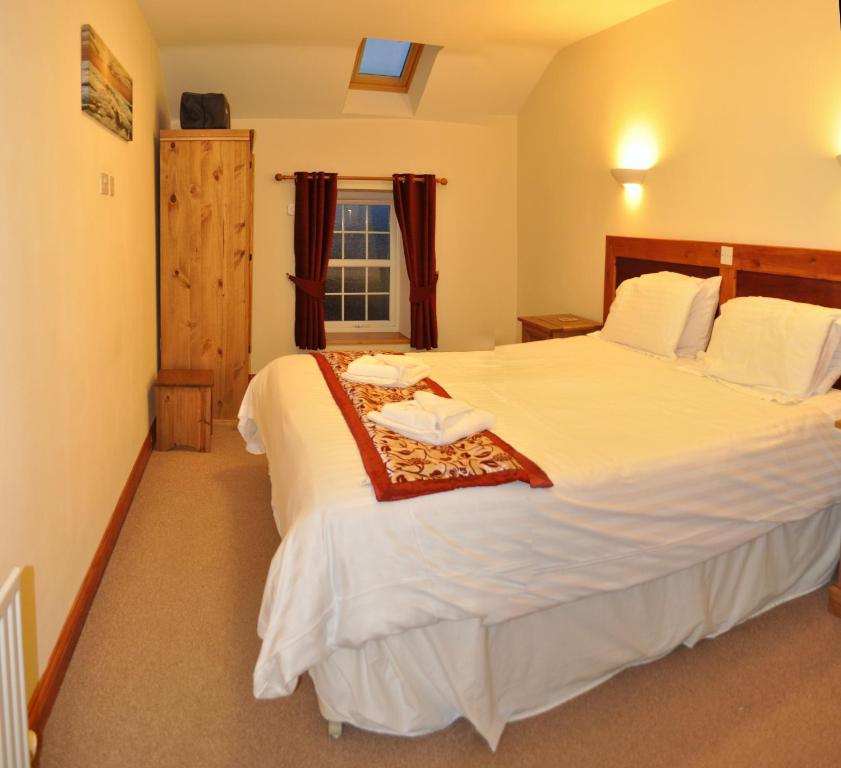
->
[307,504,841,748]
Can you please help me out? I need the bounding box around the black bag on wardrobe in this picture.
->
[179,92,231,129]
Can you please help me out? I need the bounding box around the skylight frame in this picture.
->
[349,38,424,93]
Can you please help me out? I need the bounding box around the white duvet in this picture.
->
[238,337,841,700]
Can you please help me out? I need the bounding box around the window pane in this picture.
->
[325,267,342,293]
[343,205,365,231]
[344,233,365,259]
[358,39,411,77]
[368,294,389,321]
[324,295,341,321]
[367,267,390,292]
[344,267,365,293]
[369,205,390,232]
[330,235,343,260]
[369,233,390,260]
[344,295,365,321]
[333,206,342,231]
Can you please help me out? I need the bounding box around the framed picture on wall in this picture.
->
[81,24,133,141]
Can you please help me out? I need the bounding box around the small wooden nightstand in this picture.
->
[517,314,602,343]
[155,369,214,452]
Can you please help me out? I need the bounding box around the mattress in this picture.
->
[238,337,841,707]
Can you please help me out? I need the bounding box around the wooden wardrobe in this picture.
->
[159,129,253,420]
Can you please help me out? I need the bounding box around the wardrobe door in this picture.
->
[218,138,252,419]
[160,136,197,373]
[160,130,253,420]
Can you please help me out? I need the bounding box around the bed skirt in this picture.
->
[309,504,841,750]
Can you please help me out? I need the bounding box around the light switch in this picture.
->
[99,173,109,195]
[720,245,734,266]
[109,175,115,196]
[287,203,296,216]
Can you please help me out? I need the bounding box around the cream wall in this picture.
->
[0,1,167,694]
[235,117,518,369]
[518,0,841,322]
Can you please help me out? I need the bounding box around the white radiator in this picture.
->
[0,568,31,768]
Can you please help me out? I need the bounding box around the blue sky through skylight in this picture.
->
[358,39,412,77]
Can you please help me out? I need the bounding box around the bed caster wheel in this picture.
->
[328,720,343,739]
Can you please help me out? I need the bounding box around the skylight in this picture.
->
[349,38,423,93]
[359,39,412,77]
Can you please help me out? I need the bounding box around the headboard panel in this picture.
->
[615,257,718,288]
[604,235,841,390]
[735,271,841,309]
[604,236,724,314]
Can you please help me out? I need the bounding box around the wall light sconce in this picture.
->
[611,168,647,188]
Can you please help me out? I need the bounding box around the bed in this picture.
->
[239,236,841,749]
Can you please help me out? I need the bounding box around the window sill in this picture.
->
[326,331,410,347]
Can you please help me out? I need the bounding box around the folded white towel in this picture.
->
[341,365,430,388]
[413,390,473,429]
[374,354,418,372]
[347,355,397,380]
[368,407,495,446]
[380,400,438,431]
[343,355,430,388]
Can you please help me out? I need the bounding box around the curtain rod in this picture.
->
[274,173,448,186]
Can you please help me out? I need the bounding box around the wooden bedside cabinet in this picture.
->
[155,369,214,452]
[517,314,602,343]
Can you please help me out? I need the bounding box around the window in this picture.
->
[349,38,424,93]
[326,193,400,331]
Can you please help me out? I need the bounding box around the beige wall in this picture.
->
[231,117,518,369]
[0,1,167,694]
[518,0,841,323]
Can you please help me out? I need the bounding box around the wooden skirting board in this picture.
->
[27,422,155,737]
[829,584,841,618]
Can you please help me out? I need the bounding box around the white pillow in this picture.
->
[601,272,703,358]
[812,319,841,393]
[701,296,841,401]
[676,276,722,357]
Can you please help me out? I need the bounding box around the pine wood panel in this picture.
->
[221,140,251,417]
[160,129,253,141]
[197,139,224,404]
[160,130,253,419]
[161,139,194,368]
[155,381,212,452]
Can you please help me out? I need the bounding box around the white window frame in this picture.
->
[325,190,401,332]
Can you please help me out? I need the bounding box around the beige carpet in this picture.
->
[39,426,841,768]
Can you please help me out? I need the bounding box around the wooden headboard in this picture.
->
[604,235,841,389]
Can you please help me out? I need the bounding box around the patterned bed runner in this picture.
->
[311,351,553,501]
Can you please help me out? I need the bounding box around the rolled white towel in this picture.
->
[368,407,495,446]
[379,400,438,431]
[413,390,473,429]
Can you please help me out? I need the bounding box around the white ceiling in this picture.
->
[137,0,673,122]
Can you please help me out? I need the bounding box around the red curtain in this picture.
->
[288,172,338,350]
[393,173,438,349]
